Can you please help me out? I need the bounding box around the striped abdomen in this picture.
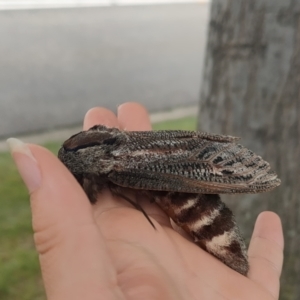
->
[153,192,248,275]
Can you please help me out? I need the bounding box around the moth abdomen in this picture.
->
[152,192,249,275]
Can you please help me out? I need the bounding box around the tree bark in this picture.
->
[199,1,300,299]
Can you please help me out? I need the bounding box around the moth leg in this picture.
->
[153,192,249,275]
[108,184,156,229]
[74,174,109,204]
[77,175,156,229]
[73,174,97,203]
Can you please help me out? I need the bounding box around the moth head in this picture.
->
[58,125,122,175]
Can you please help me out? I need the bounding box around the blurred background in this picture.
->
[0,0,208,138]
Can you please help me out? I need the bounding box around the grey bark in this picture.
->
[199,1,300,299]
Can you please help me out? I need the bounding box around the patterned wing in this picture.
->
[109,130,280,194]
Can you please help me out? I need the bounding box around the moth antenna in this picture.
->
[112,191,156,230]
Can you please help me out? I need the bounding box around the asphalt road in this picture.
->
[0,3,209,137]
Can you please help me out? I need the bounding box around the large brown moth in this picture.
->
[58,125,280,275]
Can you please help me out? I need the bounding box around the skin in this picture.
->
[11,102,284,300]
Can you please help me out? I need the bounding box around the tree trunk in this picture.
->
[199,1,300,299]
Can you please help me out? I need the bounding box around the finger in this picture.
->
[117,102,152,131]
[82,107,151,225]
[82,107,146,213]
[7,139,124,300]
[83,103,171,228]
[248,211,284,299]
[83,107,118,130]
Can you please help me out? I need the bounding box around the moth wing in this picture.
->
[109,138,280,194]
[127,129,239,143]
[108,129,280,194]
[108,167,277,194]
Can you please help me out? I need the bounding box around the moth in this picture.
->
[58,125,280,275]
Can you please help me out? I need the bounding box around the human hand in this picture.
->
[8,102,284,300]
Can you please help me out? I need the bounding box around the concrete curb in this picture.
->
[0,1,210,11]
[0,105,198,152]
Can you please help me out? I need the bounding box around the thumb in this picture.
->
[7,139,123,300]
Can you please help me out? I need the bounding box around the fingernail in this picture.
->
[7,138,41,193]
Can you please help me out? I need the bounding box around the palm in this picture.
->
[91,191,278,300]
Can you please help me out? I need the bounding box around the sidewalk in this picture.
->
[0,0,210,10]
[0,105,198,152]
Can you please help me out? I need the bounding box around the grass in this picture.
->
[0,116,196,300]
